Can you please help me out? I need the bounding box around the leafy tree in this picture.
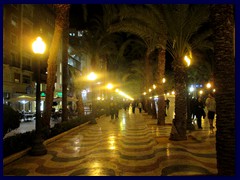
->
[3,104,20,136]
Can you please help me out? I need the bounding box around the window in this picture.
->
[11,34,17,45]
[11,16,18,27]
[11,52,18,66]
[23,5,33,18]
[23,56,30,66]
[22,75,31,84]
[78,31,83,37]
[23,22,33,36]
[14,73,20,83]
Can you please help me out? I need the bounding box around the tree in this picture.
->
[43,4,70,128]
[62,7,70,122]
[108,4,167,123]
[3,105,20,136]
[210,4,235,175]
[160,5,211,140]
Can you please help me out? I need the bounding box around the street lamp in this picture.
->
[185,54,195,131]
[88,72,97,124]
[30,36,47,156]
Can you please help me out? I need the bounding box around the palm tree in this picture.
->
[210,4,235,175]
[107,4,167,123]
[160,5,211,140]
[62,7,70,122]
[43,4,70,128]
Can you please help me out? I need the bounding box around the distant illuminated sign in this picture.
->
[56,92,62,97]
[40,92,46,97]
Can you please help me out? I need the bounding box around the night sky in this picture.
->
[69,4,102,30]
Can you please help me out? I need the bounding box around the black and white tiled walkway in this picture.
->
[3,109,217,176]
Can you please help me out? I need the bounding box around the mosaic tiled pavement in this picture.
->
[3,109,217,176]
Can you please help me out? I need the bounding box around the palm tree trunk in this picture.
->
[43,4,70,127]
[156,48,166,125]
[77,95,85,116]
[62,9,70,122]
[210,4,235,175]
[144,49,151,114]
[169,58,187,141]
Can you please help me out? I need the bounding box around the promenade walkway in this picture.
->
[3,109,217,176]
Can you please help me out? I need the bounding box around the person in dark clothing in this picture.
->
[195,97,205,129]
[190,97,197,119]
[132,101,136,114]
[109,100,118,121]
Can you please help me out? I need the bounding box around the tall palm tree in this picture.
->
[43,4,70,128]
[107,4,167,123]
[62,7,70,122]
[210,4,235,175]
[160,5,211,140]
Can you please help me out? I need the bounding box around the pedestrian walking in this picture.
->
[132,101,136,114]
[190,97,197,119]
[205,92,216,131]
[165,98,170,116]
[109,100,118,121]
[138,102,143,113]
[195,97,205,129]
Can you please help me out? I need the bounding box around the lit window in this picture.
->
[14,73,20,83]
[11,16,17,27]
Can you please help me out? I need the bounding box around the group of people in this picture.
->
[109,100,144,121]
[190,92,216,131]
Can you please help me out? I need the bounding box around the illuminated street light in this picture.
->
[88,72,97,124]
[206,82,212,89]
[106,83,113,90]
[30,36,47,156]
[88,72,97,81]
[162,78,166,83]
[184,53,194,130]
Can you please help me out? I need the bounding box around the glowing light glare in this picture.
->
[213,89,216,92]
[143,92,147,95]
[87,72,97,81]
[199,90,203,95]
[117,90,134,101]
[106,83,113,89]
[32,37,46,54]
[184,55,191,67]
[97,97,101,100]
[149,89,152,92]
[189,86,195,92]
[206,83,211,89]
[108,135,116,150]
[162,78,166,83]
[171,91,175,95]
[153,84,156,89]
[167,93,170,96]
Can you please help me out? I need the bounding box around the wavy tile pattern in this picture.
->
[4,110,217,176]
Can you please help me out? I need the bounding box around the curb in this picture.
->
[3,121,90,166]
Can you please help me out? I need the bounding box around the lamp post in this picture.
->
[88,72,97,124]
[30,37,47,156]
[184,55,195,131]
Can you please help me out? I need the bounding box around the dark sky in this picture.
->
[69,4,102,29]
